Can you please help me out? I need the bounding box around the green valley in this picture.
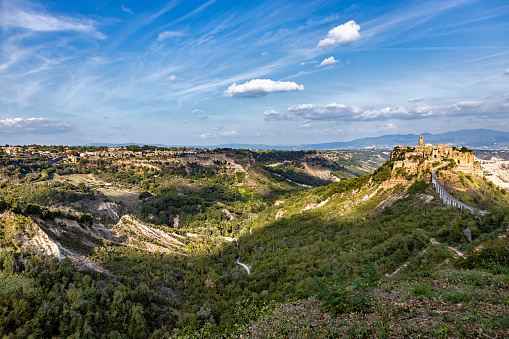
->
[0,144,507,338]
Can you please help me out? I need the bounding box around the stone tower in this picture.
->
[419,135,423,146]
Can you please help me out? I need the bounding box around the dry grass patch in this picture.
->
[235,268,508,339]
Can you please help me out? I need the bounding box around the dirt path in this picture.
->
[386,238,464,277]
[236,258,250,274]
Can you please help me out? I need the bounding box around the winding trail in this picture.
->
[431,163,489,215]
[271,172,313,189]
[386,238,464,277]
[236,258,250,275]
[224,237,251,274]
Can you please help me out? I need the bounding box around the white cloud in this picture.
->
[0,117,71,134]
[318,20,361,47]
[377,122,398,131]
[319,56,339,67]
[121,5,133,14]
[288,103,362,120]
[273,100,508,122]
[264,109,282,121]
[218,131,238,137]
[408,97,425,102]
[455,101,483,107]
[261,52,268,56]
[504,69,509,75]
[0,3,102,37]
[199,133,213,139]
[191,109,201,114]
[167,75,179,82]
[199,130,238,138]
[156,30,184,42]
[224,79,304,98]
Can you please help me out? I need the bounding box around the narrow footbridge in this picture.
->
[431,163,488,215]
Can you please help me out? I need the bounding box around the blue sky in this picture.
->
[0,0,508,146]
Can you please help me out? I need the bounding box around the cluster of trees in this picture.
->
[259,163,332,187]
[0,253,176,338]
[0,154,51,181]
[251,150,316,164]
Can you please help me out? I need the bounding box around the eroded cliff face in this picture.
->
[22,224,64,259]
[0,208,198,274]
[478,158,509,190]
[112,215,189,255]
[0,211,63,258]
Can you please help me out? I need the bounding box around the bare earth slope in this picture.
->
[478,157,509,190]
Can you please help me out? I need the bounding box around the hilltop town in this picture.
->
[380,136,483,187]
[2,145,207,162]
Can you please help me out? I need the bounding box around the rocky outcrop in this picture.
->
[299,197,330,214]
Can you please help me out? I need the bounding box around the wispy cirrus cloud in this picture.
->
[0,117,71,134]
[156,30,184,42]
[359,0,484,49]
[224,79,304,98]
[121,5,133,15]
[0,1,103,38]
[377,122,398,131]
[317,20,361,47]
[0,0,507,146]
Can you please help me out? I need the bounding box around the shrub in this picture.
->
[411,284,436,299]
[444,289,473,303]
[408,180,428,194]
[454,245,509,270]
[312,264,381,316]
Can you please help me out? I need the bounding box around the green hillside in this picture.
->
[0,147,507,338]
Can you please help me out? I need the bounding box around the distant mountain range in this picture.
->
[85,129,509,150]
[210,129,509,150]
